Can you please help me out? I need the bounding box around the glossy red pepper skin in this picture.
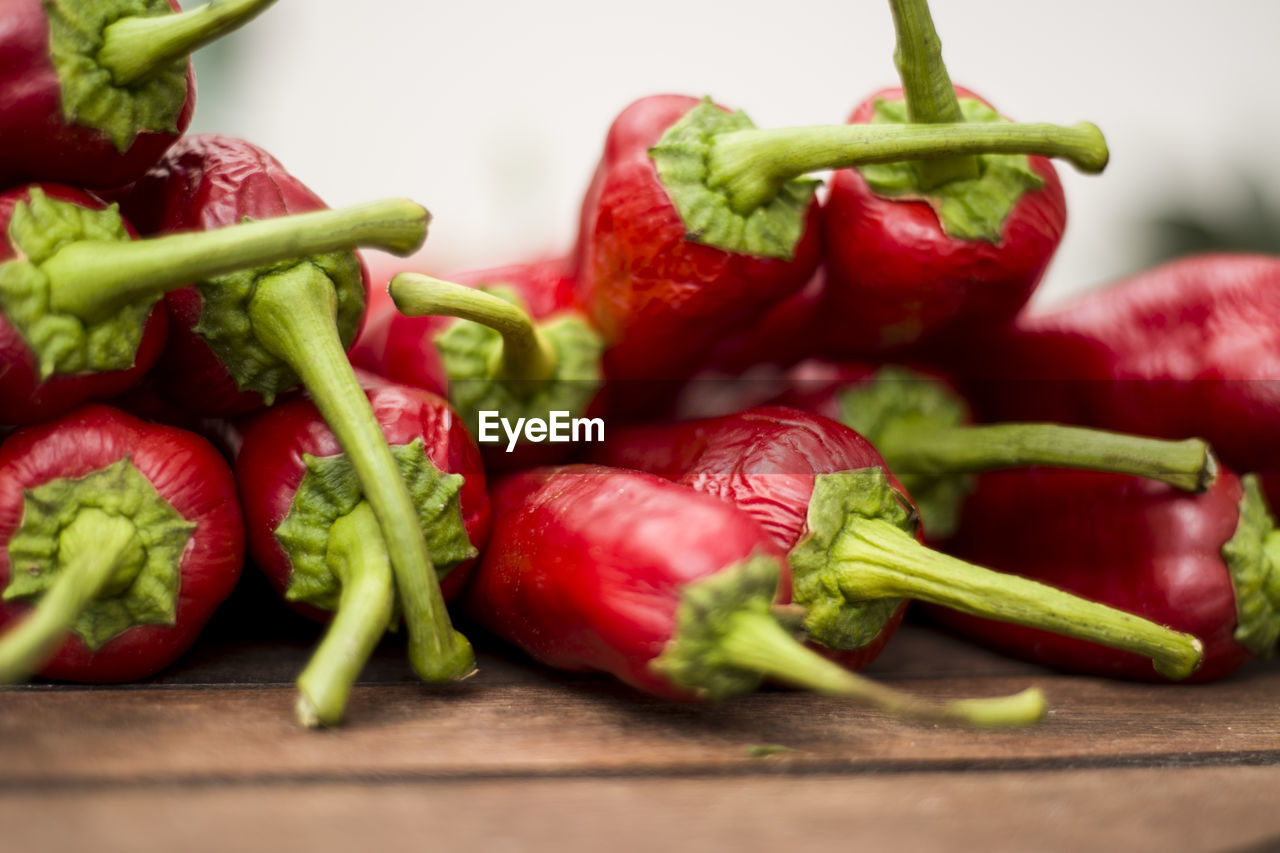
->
[0,184,168,426]
[0,404,243,682]
[0,0,194,191]
[464,465,788,701]
[234,374,490,617]
[957,254,1280,483]
[940,467,1258,682]
[593,406,913,670]
[573,94,821,393]
[112,133,363,416]
[817,86,1066,356]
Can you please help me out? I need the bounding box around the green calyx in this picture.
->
[649,98,819,260]
[275,438,475,613]
[836,366,972,539]
[45,0,187,152]
[788,469,918,651]
[0,189,148,378]
[1223,475,1280,657]
[649,553,784,702]
[194,252,364,405]
[434,287,604,439]
[4,457,193,650]
[859,97,1045,242]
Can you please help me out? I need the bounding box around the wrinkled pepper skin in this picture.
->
[941,467,1265,682]
[0,184,168,426]
[0,0,193,190]
[818,86,1066,355]
[573,94,821,392]
[958,254,1280,484]
[112,133,365,416]
[233,374,490,616]
[0,404,243,681]
[594,406,912,670]
[464,465,789,701]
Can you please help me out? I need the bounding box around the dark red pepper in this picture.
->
[350,257,605,471]
[0,0,274,189]
[0,404,243,682]
[775,360,1215,538]
[234,373,489,725]
[572,93,1107,400]
[111,133,473,683]
[594,406,1205,680]
[939,466,1280,682]
[465,464,1045,726]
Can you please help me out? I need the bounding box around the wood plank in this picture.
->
[4,767,1279,853]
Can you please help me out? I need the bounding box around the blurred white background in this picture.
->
[190,0,1280,304]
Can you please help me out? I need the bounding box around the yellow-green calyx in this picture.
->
[0,189,150,379]
[859,97,1044,242]
[275,439,475,612]
[4,457,193,649]
[1223,476,1280,657]
[45,0,188,152]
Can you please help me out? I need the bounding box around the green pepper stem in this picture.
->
[880,422,1216,493]
[0,510,140,684]
[98,0,278,87]
[247,264,474,683]
[295,501,395,728]
[719,609,1046,727]
[707,120,1108,214]
[389,273,558,388]
[43,198,429,324]
[888,0,980,188]
[823,517,1204,680]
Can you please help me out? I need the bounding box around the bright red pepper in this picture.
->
[234,373,489,725]
[938,466,1280,682]
[594,406,1205,680]
[111,133,473,683]
[350,257,605,471]
[0,404,243,682]
[465,464,1045,727]
[774,360,1215,538]
[0,181,426,427]
[572,92,1106,402]
[0,0,274,190]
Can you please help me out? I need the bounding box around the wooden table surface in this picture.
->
[3,577,1279,853]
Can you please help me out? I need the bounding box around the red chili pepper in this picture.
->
[0,404,243,682]
[233,374,489,725]
[811,0,1087,356]
[465,464,1046,727]
[0,182,429,427]
[0,0,275,190]
[572,92,1108,398]
[953,254,1280,499]
[775,361,1215,538]
[350,257,605,471]
[111,133,473,683]
[594,406,1205,680]
[937,466,1280,682]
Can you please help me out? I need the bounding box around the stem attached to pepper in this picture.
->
[248,264,474,683]
[888,0,980,188]
[719,609,1047,727]
[819,517,1204,680]
[389,274,559,388]
[98,0,279,87]
[295,501,395,728]
[707,120,1108,215]
[0,510,141,683]
[879,423,1217,493]
[43,199,429,324]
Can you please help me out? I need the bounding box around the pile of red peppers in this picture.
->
[1,0,1277,733]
